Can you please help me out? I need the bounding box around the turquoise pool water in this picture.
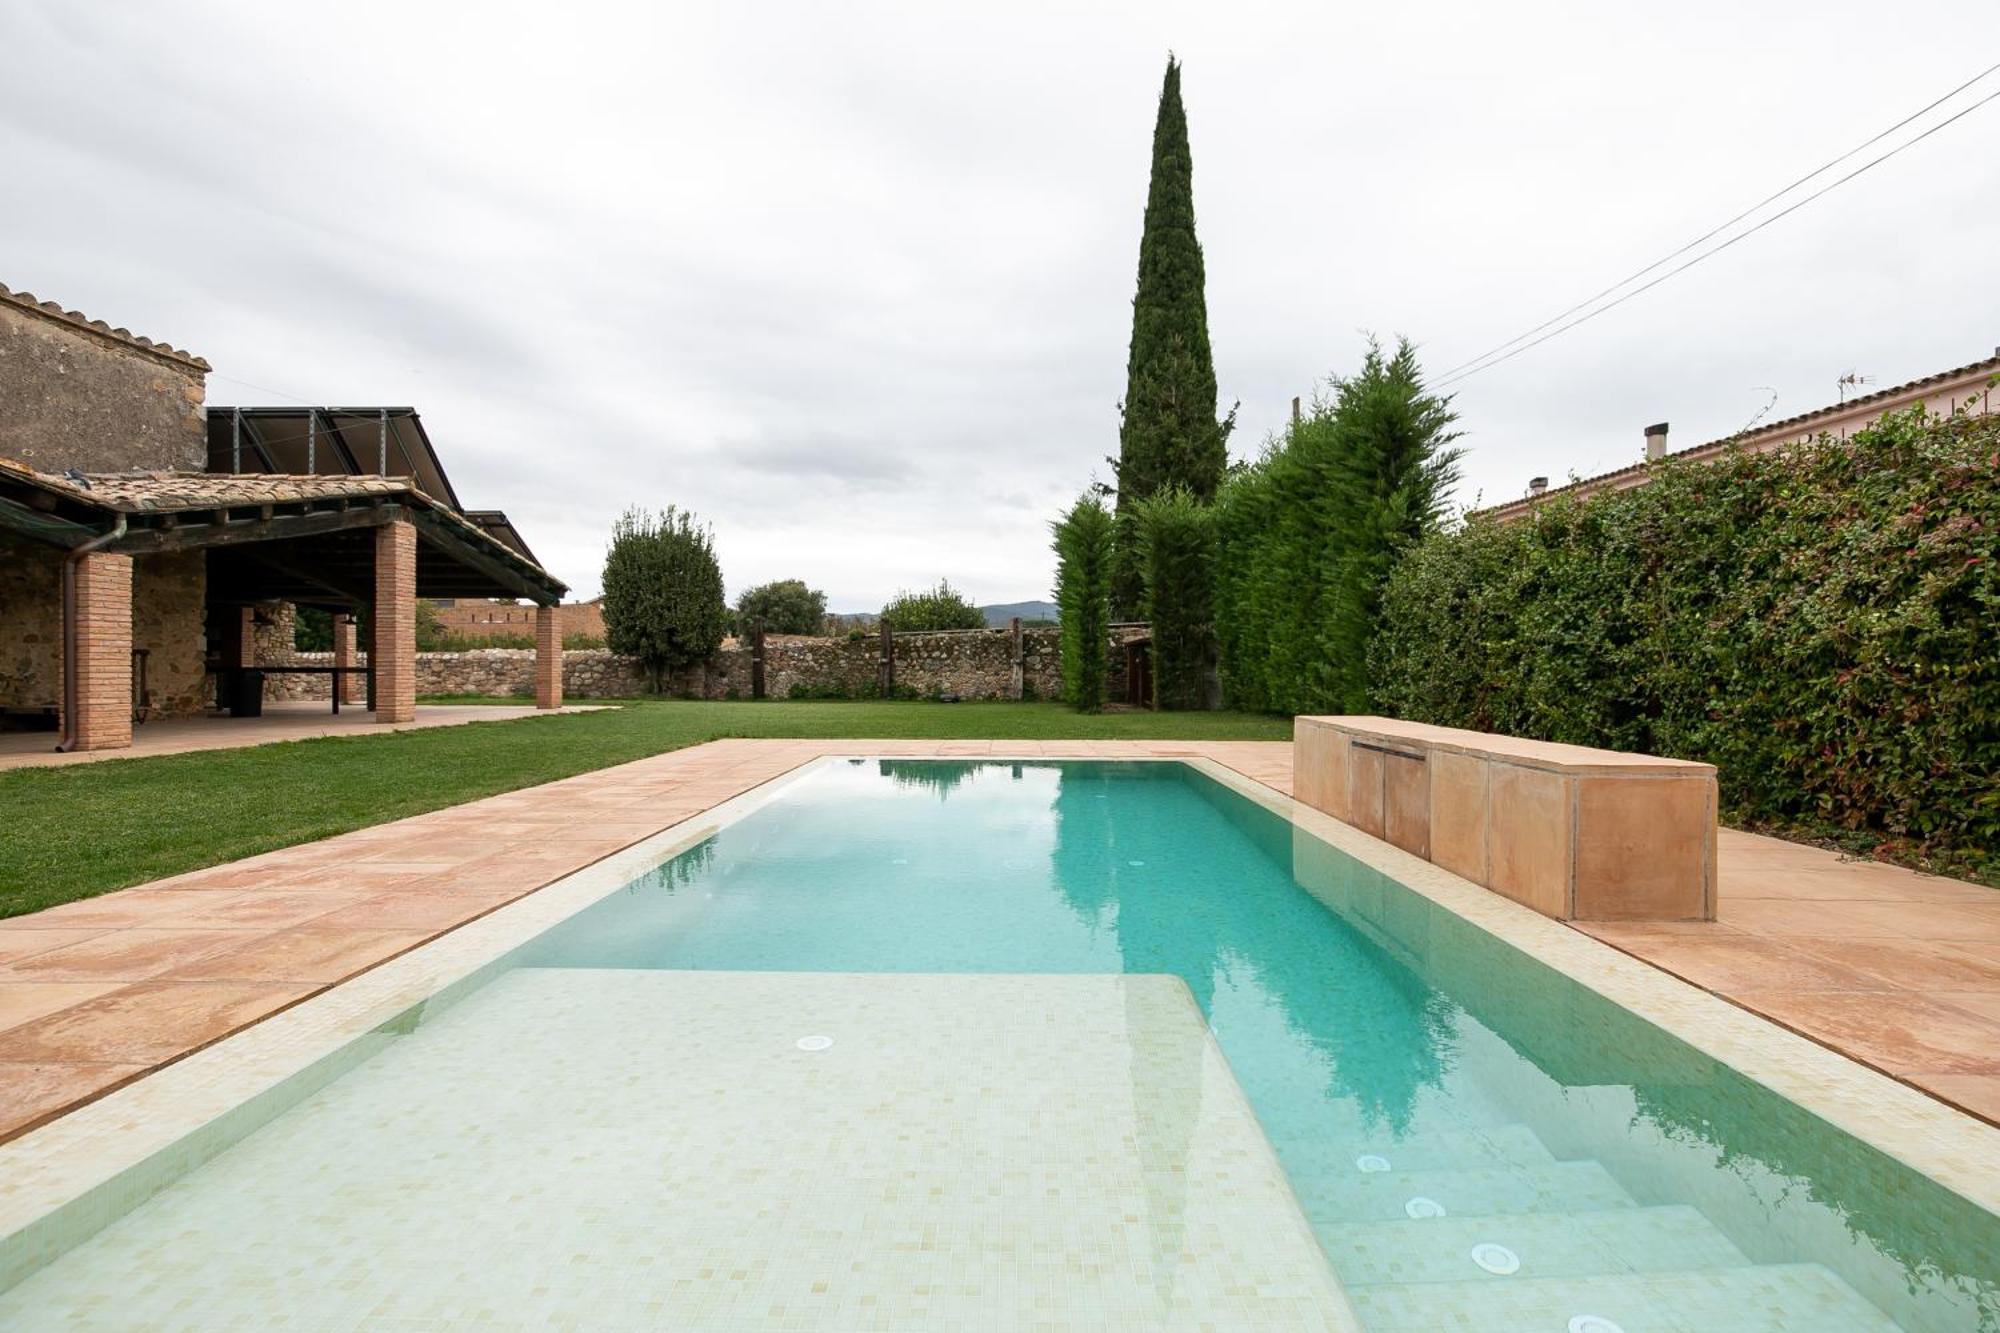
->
[6,758,1995,1331]
[516,759,1998,1331]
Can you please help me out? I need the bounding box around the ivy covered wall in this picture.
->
[1371,409,1998,880]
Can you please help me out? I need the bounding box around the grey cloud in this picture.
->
[4,0,1995,605]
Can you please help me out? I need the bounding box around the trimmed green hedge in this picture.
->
[1136,486,1217,710]
[1371,409,1999,880]
[1052,494,1114,713]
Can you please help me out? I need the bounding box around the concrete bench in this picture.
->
[1294,716,1716,921]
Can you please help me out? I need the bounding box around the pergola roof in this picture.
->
[207,407,462,507]
[205,407,547,567]
[0,458,566,606]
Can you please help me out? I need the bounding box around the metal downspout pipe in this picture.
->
[55,515,128,753]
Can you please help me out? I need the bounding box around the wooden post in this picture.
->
[1009,616,1024,700]
[878,622,895,698]
[750,623,767,700]
[333,613,362,705]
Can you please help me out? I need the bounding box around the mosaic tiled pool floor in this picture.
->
[0,970,1355,1331]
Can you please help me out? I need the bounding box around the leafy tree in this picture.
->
[1050,494,1114,712]
[735,578,827,635]
[1212,337,1459,714]
[412,599,449,652]
[294,606,334,651]
[1134,486,1216,710]
[1109,56,1234,618]
[879,580,985,632]
[600,506,728,692]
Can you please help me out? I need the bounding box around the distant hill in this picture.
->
[980,601,1057,627]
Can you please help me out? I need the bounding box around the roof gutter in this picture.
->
[55,515,128,753]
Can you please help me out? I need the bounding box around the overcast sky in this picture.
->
[4,2,1995,606]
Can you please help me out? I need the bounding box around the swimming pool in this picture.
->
[2,758,1994,1330]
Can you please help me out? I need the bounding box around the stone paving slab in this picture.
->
[1,736,1995,1141]
[0,700,605,770]
[1579,827,2000,1125]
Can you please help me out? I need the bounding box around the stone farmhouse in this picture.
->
[0,282,566,751]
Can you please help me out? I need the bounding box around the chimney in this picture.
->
[1291,395,1301,424]
[1644,421,1669,462]
[1528,476,1548,497]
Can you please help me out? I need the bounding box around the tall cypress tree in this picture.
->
[1110,57,1231,619]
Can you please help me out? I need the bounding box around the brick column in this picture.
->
[373,521,417,722]
[534,604,563,709]
[68,552,134,751]
[333,613,362,704]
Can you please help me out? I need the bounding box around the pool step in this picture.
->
[1343,1261,1899,1331]
[1275,1122,1558,1177]
[1297,1158,1637,1223]
[1317,1205,1748,1286]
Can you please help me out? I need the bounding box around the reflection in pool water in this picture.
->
[517,759,1997,1331]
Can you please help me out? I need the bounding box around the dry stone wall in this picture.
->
[253,625,1141,704]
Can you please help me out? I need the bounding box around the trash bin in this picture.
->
[230,668,265,717]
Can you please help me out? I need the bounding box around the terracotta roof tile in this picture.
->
[0,459,561,594]
[0,282,210,372]
[17,468,415,513]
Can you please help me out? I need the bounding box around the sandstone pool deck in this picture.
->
[0,700,603,770]
[0,738,1993,1141]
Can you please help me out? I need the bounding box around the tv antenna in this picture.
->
[1741,387,1779,433]
[1836,371,1875,403]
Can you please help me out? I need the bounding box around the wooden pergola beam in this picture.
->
[406,507,565,606]
[0,495,100,548]
[107,502,400,555]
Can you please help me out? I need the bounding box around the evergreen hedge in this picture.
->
[1371,409,1999,880]
[1135,486,1217,709]
[1052,495,1114,712]
[1214,339,1460,714]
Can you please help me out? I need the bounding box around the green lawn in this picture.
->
[0,700,1290,919]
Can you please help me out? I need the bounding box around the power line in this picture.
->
[1436,59,2000,381]
[207,372,320,405]
[1435,65,2000,389]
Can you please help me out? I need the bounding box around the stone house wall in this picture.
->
[0,537,64,716]
[0,284,212,720]
[0,534,206,719]
[0,284,209,474]
[132,552,209,717]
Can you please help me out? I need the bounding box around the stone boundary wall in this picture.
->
[261,625,1148,703]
